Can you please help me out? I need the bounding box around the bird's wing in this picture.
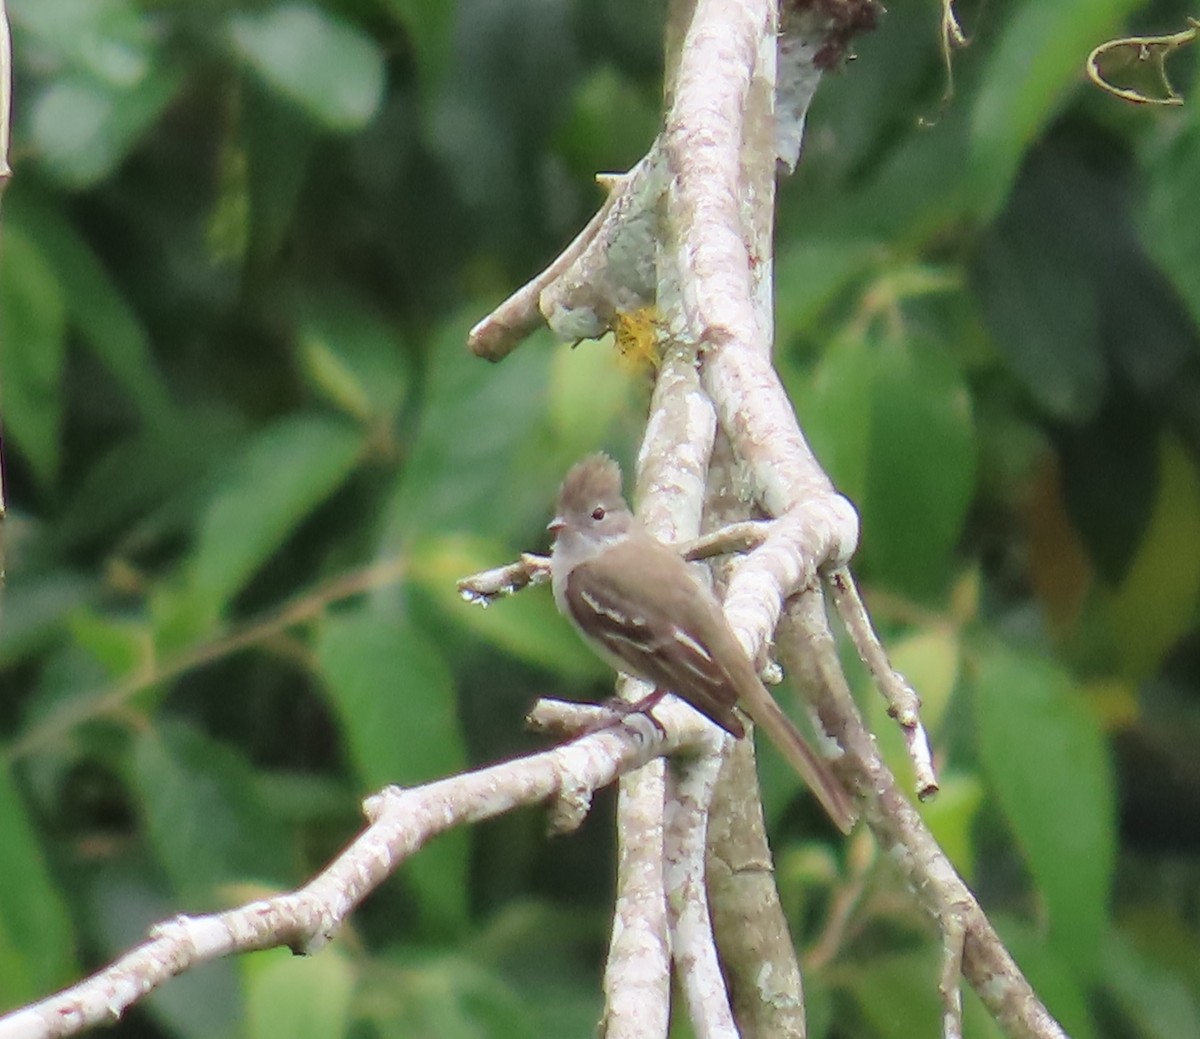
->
[564,539,745,737]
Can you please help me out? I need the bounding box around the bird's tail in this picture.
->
[743,686,857,834]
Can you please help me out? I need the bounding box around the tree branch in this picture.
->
[777,591,1068,1039]
[0,710,717,1039]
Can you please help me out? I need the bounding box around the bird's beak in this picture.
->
[547,516,566,535]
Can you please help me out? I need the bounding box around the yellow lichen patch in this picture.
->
[612,306,661,374]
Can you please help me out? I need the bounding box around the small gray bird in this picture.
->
[548,453,855,834]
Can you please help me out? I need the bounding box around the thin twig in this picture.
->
[7,556,411,761]
[681,519,770,561]
[939,913,966,1039]
[804,828,874,972]
[826,565,939,799]
[456,521,768,607]
[455,553,550,604]
[467,185,619,361]
[468,155,663,360]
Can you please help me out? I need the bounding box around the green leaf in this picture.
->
[29,68,182,188]
[1142,118,1200,331]
[1056,397,1157,584]
[969,0,1144,215]
[297,296,409,422]
[799,334,975,597]
[427,0,578,216]
[787,336,871,506]
[9,0,153,87]
[971,151,1106,421]
[996,917,1098,1039]
[0,761,77,1005]
[555,65,660,176]
[229,4,385,131]
[7,190,171,423]
[244,949,355,1039]
[851,953,1009,1039]
[975,236,1102,419]
[16,644,110,749]
[380,0,456,88]
[410,535,605,682]
[859,335,974,596]
[1104,437,1200,679]
[974,647,1115,979]
[845,951,941,1038]
[358,955,529,1039]
[88,871,243,1039]
[0,571,93,668]
[191,414,363,612]
[780,103,974,246]
[0,225,67,485]
[317,610,466,788]
[385,317,549,541]
[131,721,293,899]
[317,609,470,929]
[67,608,148,677]
[1104,928,1200,1039]
[545,337,637,473]
[243,82,318,269]
[775,240,877,340]
[59,407,246,551]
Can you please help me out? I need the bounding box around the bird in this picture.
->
[547,452,855,833]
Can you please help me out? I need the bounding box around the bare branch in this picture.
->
[601,685,673,1038]
[456,553,550,605]
[778,591,1068,1039]
[826,566,939,799]
[707,733,809,1038]
[540,155,666,344]
[597,269,723,1038]
[939,914,967,1039]
[468,153,668,360]
[681,519,769,560]
[659,0,862,686]
[602,737,672,1039]
[456,522,770,609]
[0,715,710,1039]
[665,748,740,1039]
[467,180,619,361]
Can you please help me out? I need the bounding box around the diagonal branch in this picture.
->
[0,709,716,1039]
[778,590,1068,1039]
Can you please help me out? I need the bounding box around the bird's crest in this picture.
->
[557,453,624,510]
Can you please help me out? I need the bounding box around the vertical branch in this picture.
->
[600,109,722,1029]
[602,739,671,1039]
[664,751,739,1039]
[688,9,815,1030]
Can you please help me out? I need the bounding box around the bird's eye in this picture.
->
[591,506,606,521]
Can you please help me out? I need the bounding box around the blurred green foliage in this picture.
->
[1,0,1200,1036]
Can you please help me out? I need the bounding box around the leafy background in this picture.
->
[2,0,1199,1036]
